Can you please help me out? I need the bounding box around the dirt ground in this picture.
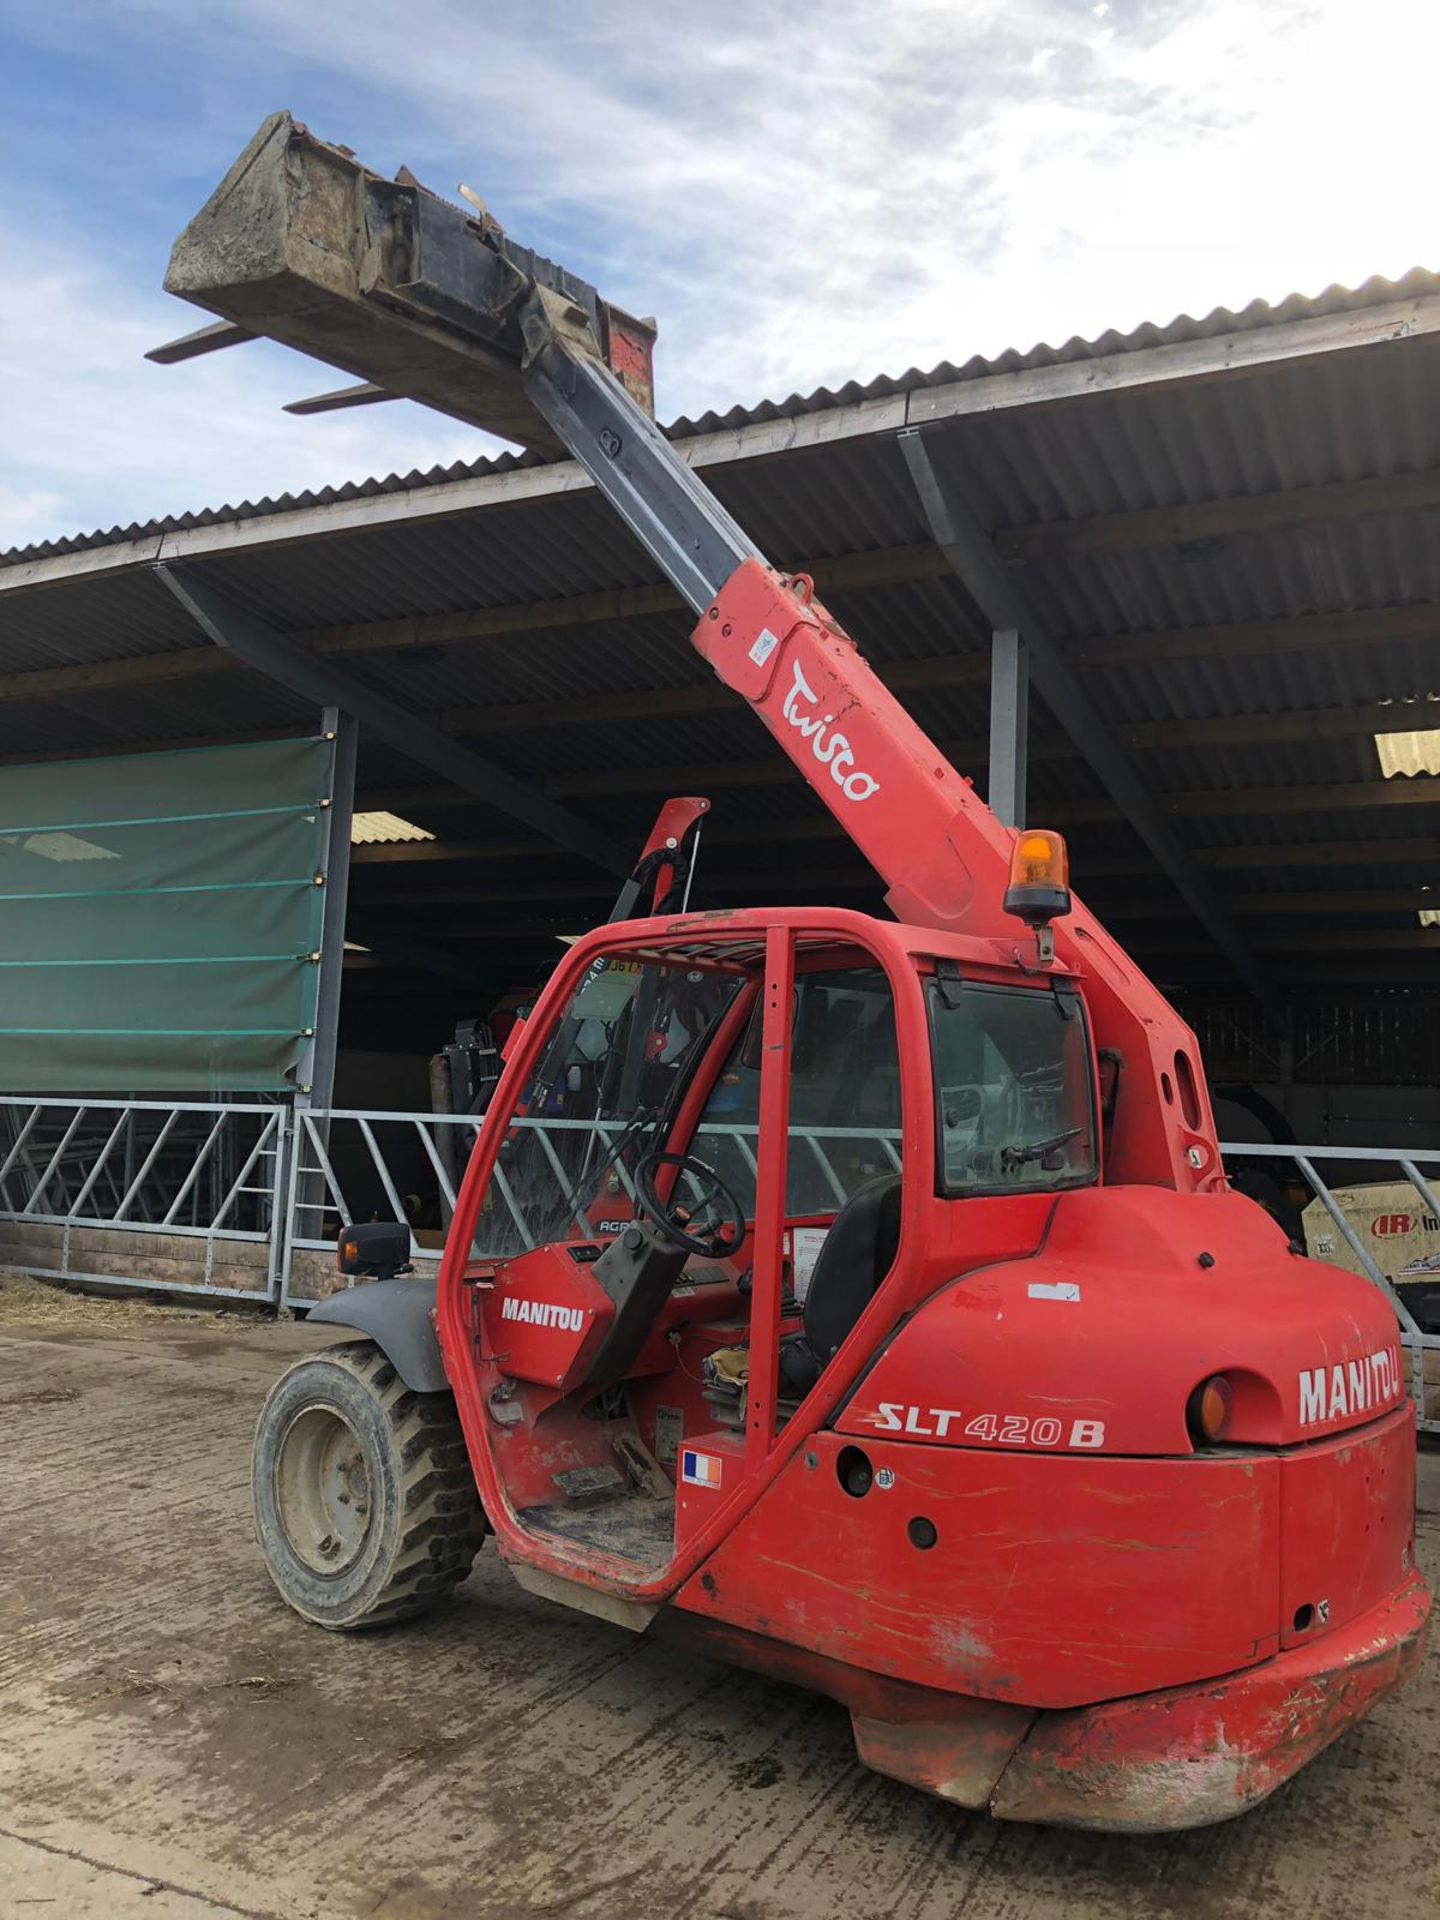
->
[0,1275,1436,1920]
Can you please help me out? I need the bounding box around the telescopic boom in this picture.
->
[155,111,1223,1192]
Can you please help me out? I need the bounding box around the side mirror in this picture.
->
[337,1220,412,1279]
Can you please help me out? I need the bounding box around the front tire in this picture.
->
[252,1340,487,1630]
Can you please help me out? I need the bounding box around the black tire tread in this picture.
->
[258,1339,487,1631]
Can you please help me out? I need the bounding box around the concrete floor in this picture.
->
[0,1286,1436,1920]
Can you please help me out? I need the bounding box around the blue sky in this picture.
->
[1,0,1434,549]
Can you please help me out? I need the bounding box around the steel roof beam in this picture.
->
[4,566,1437,714]
[0,542,957,708]
[359,768,1437,823]
[2,690,1421,775]
[529,746,1438,814]
[154,565,631,878]
[898,425,1274,1005]
[1072,601,1440,670]
[450,694,1421,757]
[4,631,1425,755]
[1150,776,1439,820]
[348,825,1438,877]
[998,465,1440,564]
[300,542,955,656]
[1200,836,1436,872]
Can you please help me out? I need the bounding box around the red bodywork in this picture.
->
[431,526,1427,1835]
[161,122,1430,1829]
[436,911,1428,1830]
[621,794,709,915]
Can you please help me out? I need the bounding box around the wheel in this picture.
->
[252,1339,487,1631]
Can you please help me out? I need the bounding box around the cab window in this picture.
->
[695,966,901,1215]
[928,980,1096,1194]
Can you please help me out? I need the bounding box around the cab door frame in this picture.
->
[744,924,793,1468]
[434,909,930,1605]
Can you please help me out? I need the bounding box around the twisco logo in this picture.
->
[781,661,881,803]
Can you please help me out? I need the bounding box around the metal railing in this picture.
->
[0,1096,288,1299]
[277,1110,904,1302]
[280,1106,484,1303]
[0,1092,1433,1432]
[1229,1142,1440,1435]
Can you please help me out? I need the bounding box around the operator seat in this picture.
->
[778,1174,902,1397]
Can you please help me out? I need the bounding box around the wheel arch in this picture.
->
[304,1276,449,1394]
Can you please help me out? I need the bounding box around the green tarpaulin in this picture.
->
[0,735,335,1092]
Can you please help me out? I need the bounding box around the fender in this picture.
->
[304,1276,448,1394]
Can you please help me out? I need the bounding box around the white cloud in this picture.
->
[0,482,64,544]
[5,0,1440,548]
[0,215,495,550]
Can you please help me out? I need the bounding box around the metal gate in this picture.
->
[0,1095,1434,1433]
[0,1096,288,1299]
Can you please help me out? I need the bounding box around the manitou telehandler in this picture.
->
[155,115,1428,1832]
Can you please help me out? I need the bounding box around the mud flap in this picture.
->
[306,1277,447,1394]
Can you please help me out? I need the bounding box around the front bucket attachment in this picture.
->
[160,111,655,455]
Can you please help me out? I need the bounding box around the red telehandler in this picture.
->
[155,115,1428,1831]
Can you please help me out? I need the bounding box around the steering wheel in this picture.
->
[633,1150,747,1258]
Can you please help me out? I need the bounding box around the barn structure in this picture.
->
[0,271,1435,1361]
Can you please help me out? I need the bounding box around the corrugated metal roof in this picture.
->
[1377,731,1440,777]
[349,810,436,846]
[3,263,1439,1001]
[6,267,1438,568]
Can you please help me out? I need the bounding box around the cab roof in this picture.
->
[579,904,1080,982]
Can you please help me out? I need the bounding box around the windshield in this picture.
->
[928,980,1096,1194]
[475,955,744,1258]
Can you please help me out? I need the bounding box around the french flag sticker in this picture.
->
[681,1448,723,1490]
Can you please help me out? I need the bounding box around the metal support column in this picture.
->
[898,424,1273,1008]
[280,711,354,1300]
[987,628,1028,828]
[304,710,356,1111]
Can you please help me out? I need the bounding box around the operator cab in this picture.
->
[455,912,1098,1581]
